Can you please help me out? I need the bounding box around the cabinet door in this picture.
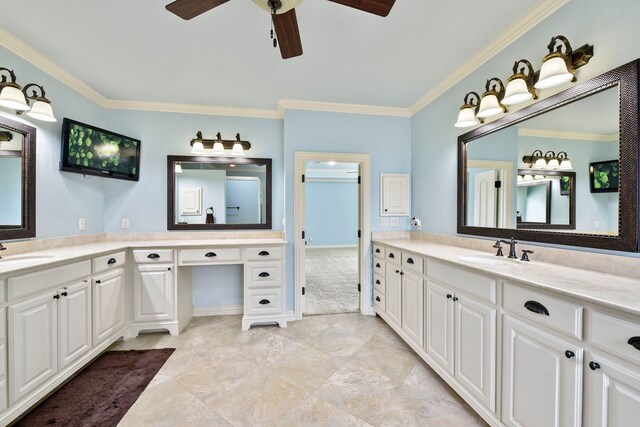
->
[401,271,424,347]
[455,293,496,412]
[502,315,582,427]
[385,267,402,328]
[134,264,175,322]
[93,269,125,345]
[58,280,92,370]
[8,292,57,403]
[425,280,454,375]
[380,174,409,216]
[585,353,640,427]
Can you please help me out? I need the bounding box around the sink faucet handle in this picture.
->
[493,240,504,257]
[521,249,534,261]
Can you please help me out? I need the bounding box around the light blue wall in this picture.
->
[305,180,359,246]
[0,157,22,225]
[411,0,640,256]
[0,46,106,240]
[176,169,226,224]
[192,265,244,307]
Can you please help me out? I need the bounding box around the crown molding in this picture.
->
[279,99,410,118]
[104,99,281,120]
[518,127,618,142]
[409,0,571,116]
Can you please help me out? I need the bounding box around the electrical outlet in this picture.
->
[594,220,600,229]
[390,217,400,227]
[121,218,130,229]
[380,218,390,226]
[78,218,86,231]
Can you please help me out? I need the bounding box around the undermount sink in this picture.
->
[0,255,55,264]
[458,255,511,266]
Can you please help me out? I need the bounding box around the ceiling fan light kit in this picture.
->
[454,35,594,128]
[165,0,396,59]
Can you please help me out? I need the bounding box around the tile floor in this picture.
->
[112,314,487,426]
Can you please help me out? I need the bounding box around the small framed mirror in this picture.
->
[0,116,36,239]
[167,156,272,230]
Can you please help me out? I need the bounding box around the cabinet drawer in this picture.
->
[179,247,242,265]
[246,289,283,316]
[373,244,385,260]
[402,252,424,275]
[504,282,583,340]
[374,274,386,294]
[386,248,401,265]
[8,260,91,302]
[374,290,385,311]
[133,249,173,263]
[373,260,386,276]
[92,251,126,274]
[246,246,284,261]
[427,259,496,304]
[246,263,283,289]
[588,310,640,365]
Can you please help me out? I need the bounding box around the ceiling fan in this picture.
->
[165,0,397,59]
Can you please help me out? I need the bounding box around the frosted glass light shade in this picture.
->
[560,159,573,170]
[547,158,560,168]
[191,141,204,154]
[534,157,547,168]
[231,142,245,156]
[454,107,479,128]
[26,99,57,122]
[0,85,29,111]
[174,163,183,173]
[502,78,534,106]
[523,175,534,181]
[212,142,225,154]
[477,94,504,118]
[535,57,574,89]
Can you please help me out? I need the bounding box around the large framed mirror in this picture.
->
[458,59,639,252]
[0,116,36,240]
[167,156,272,230]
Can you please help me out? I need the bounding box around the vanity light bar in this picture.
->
[190,131,251,156]
[454,35,593,128]
[0,67,57,122]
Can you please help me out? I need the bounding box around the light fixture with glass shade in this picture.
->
[454,92,483,128]
[522,150,546,168]
[0,68,29,111]
[21,84,57,122]
[545,151,560,169]
[477,78,506,119]
[503,59,538,106]
[231,133,246,156]
[189,131,251,156]
[212,132,225,155]
[535,35,594,90]
[557,151,573,170]
[174,162,183,173]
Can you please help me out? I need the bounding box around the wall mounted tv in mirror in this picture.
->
[167,156,272,230]
[0,116,36,240]
[458,59,639,252]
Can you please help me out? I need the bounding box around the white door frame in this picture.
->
[294,152,372,320]
[467,160,514,228]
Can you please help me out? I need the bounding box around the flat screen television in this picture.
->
[60,118,140,181]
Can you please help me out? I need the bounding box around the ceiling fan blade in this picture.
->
[273,9,303,59]
[327,0,396,17]
[165,0,230,20]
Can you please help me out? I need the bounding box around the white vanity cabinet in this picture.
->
[380,174,410,216]
[92,268,125,346]
[243,246,287,330]
[57,279,92,370]
[133,264,174,322]
[384,267,402,328]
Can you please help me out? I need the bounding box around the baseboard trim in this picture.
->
[193,305,244,316]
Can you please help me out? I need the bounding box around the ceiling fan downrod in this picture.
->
[268,1,282,49]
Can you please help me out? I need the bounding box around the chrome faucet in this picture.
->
[0,242,6,259]
[499,238,518,259]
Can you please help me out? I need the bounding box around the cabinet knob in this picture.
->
[95,280,101,284]
[446,294,452,299]
[565,350,575,359]
[395,270,400,274]
[53,294,60,299]
[259,299,270,305]
[376,296,381,302]
[258,251,270,256]
[589,361,601,371]
[453,296,459,302]
[107,258,117,265]
[168,267,172,271]
[205,252,217,258]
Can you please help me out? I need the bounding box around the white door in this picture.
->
[455,293,497,412]
[93,269,125,345]
[180,187,202,216]
[473,169,497,227]
[502,315,582,427]
[425,280,454,375]
[381,174,409,216]
[585,352,640,427]
[134,264,175,322]
[8,292,58,403]
[401,271,424,347]
[385,267,402,328]
[58,280,92,370]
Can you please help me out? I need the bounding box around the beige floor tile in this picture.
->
[348,334,419,383]
[306,324,372,358]
[375,323,412,350]
[404,360,465,405]
[272,395,373,427]
[237,332,301,366]
[272,314,332,344]
[268,345,344,392]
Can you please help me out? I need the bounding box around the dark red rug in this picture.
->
[14,348,175,427]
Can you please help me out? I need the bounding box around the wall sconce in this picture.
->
[556,151,572,169]
[454,92,483,128]
[0,68,57,122]
[174,162,183,173]
[190,131,251,156]
[522,150,573,170]
[477,78,506,119]
[503,59,538,106]
[535,35,594,90]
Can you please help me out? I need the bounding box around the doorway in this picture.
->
[294,152,372,320]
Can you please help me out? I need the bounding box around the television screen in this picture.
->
[60,118,140,181]
[589,160,619,193]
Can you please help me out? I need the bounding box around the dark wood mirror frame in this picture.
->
[0,116,36,240]
[516,169,576,230]
[458,59,639,252]
[167,155,272,230]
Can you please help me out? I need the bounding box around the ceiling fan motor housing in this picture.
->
[253,0,301,14]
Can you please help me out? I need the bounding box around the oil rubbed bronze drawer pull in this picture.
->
[524,300,550,316]
[376,279,381,285]
[205,252,217,258]
[388,253,395,259]
[628,337,640,351]
[375,248,381,253]
[258,251,270,256]
[376,296,381,302]
[107,258,117,265]
[147,253,160,259]
[407,257,414,264]
[259,299,270,305]
[259,272,270,278]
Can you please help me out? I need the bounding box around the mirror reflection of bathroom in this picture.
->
[0,129,24,227]
[303,161,360,315]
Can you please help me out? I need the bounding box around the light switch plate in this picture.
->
[390,217,400,227]
[121,218,130,229]
[78,218,86,231]
[380,218,390,226]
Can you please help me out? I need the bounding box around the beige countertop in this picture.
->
[0,239,287,276]
[374,238,640,317]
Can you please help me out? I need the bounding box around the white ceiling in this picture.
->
[1,0,542,110]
